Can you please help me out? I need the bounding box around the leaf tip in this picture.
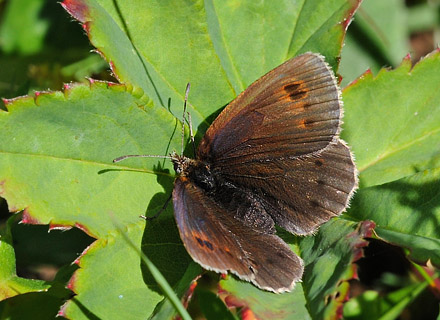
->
[348,220,375,262]
[108,60,121,82]
[398,53,413,71]
[21,208,41,224]
[66,272,78,292]
[224,293,249,309]
[63,82,74,91]
[418,48,440,63]
[49,223,73,232]
[343,69,373,91]
[61,0,90,23]
[342,0,362,31]
[241,308,258,320]
[75,221,94,237]
[73,243,93,266]
[2,98,12,109]
[58,303,68,318]
[358,220,376,238]
[33,91,45,106]
[81,21,91,34]
[33,90,60,105]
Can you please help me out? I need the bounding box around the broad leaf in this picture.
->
[4,0,421,319]
[342,52,440,270]
[62,0,360,131]
[339,0,410,87]
[349,168,440,267]
[0,81,188,319]
[343,52,440,188]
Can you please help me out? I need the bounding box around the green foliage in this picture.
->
[343,52,440,270]
[0,216,51,300]
[0,0,439,319]
[339,0,410,87]
[0,0,49,55]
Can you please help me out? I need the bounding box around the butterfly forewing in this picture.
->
[198,53,342,162]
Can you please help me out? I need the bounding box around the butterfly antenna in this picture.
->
[186,111,196,158]
[181,83,191,155]
[113,154,171,163]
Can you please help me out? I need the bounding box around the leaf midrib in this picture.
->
[0,151,174,177]
[359,125,440,173]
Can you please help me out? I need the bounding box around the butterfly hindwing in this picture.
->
[214,140,356,235]
[173,177,303,292]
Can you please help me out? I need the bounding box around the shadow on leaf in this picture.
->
[139,162,193,294]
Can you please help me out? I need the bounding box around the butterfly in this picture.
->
[115,52,357,293]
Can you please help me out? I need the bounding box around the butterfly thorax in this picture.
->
[171,151,216,192]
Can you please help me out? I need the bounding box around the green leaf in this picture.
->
[339,0,410,87]
[64,221,164,319]
[0,82,188,319]
[0,291,69,320]
[343,51,440,270]
[1,81,178,237]
[0,215,51,300]
[63,0,360,130]
[0,0,372,319]
[343,281,429,320]
[151,262,202,320]
[300,219,372,319]
[0,262,75,319]
[0,0,49,55]
[219,279,310,320]
[342,51,440,188]
[348,168,440,267]
[112,217,192,320]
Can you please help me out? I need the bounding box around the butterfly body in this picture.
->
[173,152,277,233]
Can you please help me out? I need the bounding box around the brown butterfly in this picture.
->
[115,52,357,293]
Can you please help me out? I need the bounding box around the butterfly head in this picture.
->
[170,151,193,176]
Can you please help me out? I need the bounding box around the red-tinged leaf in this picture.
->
[61,0,361,131]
